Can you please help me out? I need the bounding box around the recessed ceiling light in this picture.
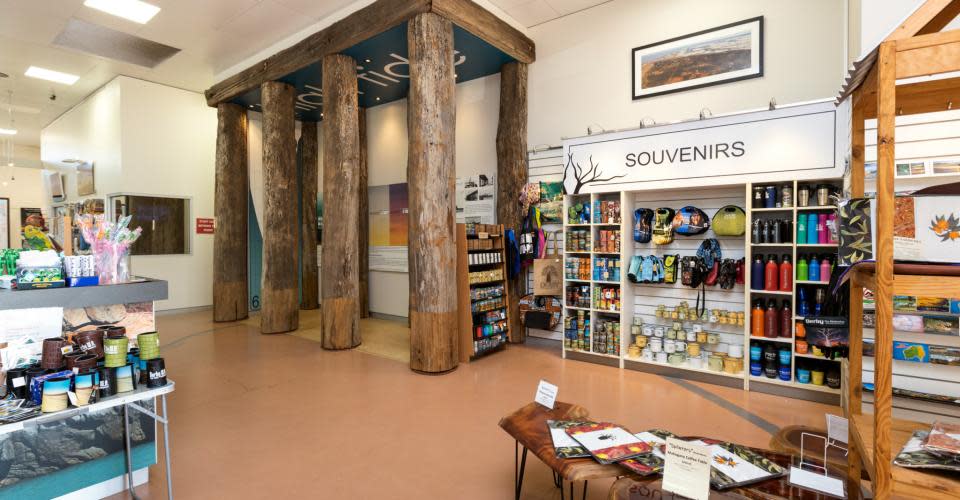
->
[25,66,79,85]
[0,129,16,135]
[83,0,160,24]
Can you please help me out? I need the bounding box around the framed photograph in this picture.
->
[77,162,95,196]
[632,16,764,100]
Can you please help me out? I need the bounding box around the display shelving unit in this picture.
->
[746,179,844,398]
[560,180,846,402]
[456,223,511,362]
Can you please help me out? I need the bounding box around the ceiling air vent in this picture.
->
[54,18,180,68]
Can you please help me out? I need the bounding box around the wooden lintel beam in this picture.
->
[431,0,535,64]
[205,0,431,106]
[204,0,535,107]
[860,75,960,119]
[895,40,960,79]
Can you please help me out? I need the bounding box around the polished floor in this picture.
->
[111,309,840,499]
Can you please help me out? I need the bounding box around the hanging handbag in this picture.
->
[712,205,747,236]
[672,206,711,236]
[652,208,675,245]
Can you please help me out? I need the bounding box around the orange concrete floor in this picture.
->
[110,309,840,499]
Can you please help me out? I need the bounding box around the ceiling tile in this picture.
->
[507,0,559,27]
[544,0,606,16]
[273,0,357,20]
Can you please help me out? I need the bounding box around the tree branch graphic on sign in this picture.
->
[564,153,626,194]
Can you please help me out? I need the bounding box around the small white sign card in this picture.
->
[789,466,845,498]
[663,437,711,500]
[535,379,558,409]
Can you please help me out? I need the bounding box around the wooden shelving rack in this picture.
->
[456,223,511,362]
[839,2,960,497]
[745,179,844,398]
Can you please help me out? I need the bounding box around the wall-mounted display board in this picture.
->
[562,101,843,195]
[560,101,846,404]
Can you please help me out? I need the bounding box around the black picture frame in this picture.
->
[632,16,764,100]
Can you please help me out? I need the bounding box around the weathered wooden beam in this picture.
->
[431,0,535,64]
[872,40,897,500]
[261,81,300,334]
[205,0,431,106]
[300,120,320,310]
[496,61,528,344]
[213,103,249,322]
[850,89,865,198]
[407,12,459,373]
[321,54,362,350]
[358,108,370,318]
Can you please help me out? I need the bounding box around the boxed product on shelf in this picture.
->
[839,195,960,265]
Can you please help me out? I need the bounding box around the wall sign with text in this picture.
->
[562,101,841,194]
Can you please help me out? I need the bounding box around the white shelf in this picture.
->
[794,352,843,362]
[750,336,794,344]
[626,357,745,379]
[751,289,793,296]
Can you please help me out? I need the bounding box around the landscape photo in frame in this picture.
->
[632,17,763,99]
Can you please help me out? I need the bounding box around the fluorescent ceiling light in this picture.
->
[0,129,16,135]
[25,66,79,85]
[83,0,160,24]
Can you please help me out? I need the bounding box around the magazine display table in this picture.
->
[499,402,622,500]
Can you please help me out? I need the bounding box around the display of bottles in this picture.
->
[751,254,764,290]
[764,255,778,291]
[566,256,591,280]
[808,255,820,282]
[780,300,792,339]
[764,299,779,338]
[778,255,792,291]
[593,257,621,282]
[751,300,765,337]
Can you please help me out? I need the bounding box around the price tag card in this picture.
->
[534,379,558,409]
[663,437,711,500]
[789,466,845,498]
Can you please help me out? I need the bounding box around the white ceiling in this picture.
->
[0,0,359,148]
[488,0,608,28]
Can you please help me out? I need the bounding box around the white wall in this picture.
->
[41,76,217,311]
[0,166,47,249]
[526,0,847,147]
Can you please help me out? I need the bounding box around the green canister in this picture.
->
[137,332,160,360]
[103,335,129,368]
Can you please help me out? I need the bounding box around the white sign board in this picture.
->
[562,102,840,194]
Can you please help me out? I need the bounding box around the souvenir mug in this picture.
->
[708,355,724,372]
[664,339,676,353]
[656,352,668,363]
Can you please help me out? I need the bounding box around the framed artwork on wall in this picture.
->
[77,162,95,196]
[632,16,763,100]
[0,198,8,249]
